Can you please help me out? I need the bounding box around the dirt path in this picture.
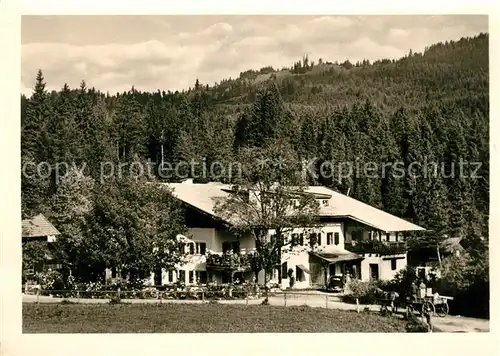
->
[431,315,489,332]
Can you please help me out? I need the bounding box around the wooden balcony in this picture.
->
[205,253,252,272]
[344,240,407,256]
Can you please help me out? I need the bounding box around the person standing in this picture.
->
[410,281,418,302]
[419,279,427,299]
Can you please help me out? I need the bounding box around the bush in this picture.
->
[341,280,382,304]
[35,270,66,296]
[436,254,489,318]
[405,313,430,332]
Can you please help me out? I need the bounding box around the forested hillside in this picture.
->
[21,33,489,244]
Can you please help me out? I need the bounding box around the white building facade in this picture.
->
[136,182,425,289]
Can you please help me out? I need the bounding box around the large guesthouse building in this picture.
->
[135,181,425,289]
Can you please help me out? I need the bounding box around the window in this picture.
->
[189,243,195,255]
[281,262,288,279]
[309,233,317,247]
[327,232,333,245]
[222,241,239,253]
[299,234,304,246]
[270,234,276,245]
[334,232,340,245]
[395,232,399,242]
[386,233,390,241]
[111,267,117,278]
[391,259,397,271]
[296,266,304,282]
[317,233,322,246]
[178,270,186,284]
[189,270,194,284]
[352,230,362,241]
[47,263,62,270]
[291,233,299,245]
[196,271,207,284]
[192,242,206,254]
[322,199,329,207]
[168,270,174,283]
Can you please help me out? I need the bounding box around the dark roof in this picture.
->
[22,214,61,238]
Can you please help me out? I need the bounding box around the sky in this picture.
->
[21,15,488,96]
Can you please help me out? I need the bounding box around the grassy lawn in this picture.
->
[23,302,406,333]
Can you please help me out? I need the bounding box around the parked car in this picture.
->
[328,275,343,292]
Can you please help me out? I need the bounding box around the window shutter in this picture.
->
[391,259,397,270]
[281,262,288,279]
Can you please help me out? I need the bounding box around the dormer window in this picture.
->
[322,200,329,207]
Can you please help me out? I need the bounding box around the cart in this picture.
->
[432,295,453,317]
[406,296,435,316]
[405,294,453,317]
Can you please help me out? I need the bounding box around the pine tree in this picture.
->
[22,70,49,159]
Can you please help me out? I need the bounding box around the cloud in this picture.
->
[21,15,488,96]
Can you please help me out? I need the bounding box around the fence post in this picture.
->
[36,288,40,304]
[159,291,162,304]
[284,292,287,307]
[246,293,249,305]
[202,291,205,302]
[77,291,80,303]
[325,295,328,309]
[117,287,121,300]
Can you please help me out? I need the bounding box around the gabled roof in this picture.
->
[306,186,425,232]
[22,214,61,238]
[165,182,425,233]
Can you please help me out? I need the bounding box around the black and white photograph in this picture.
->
[11,12,492,337]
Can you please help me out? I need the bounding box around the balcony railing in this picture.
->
[206,253,252,271]
[344,240,407,256]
